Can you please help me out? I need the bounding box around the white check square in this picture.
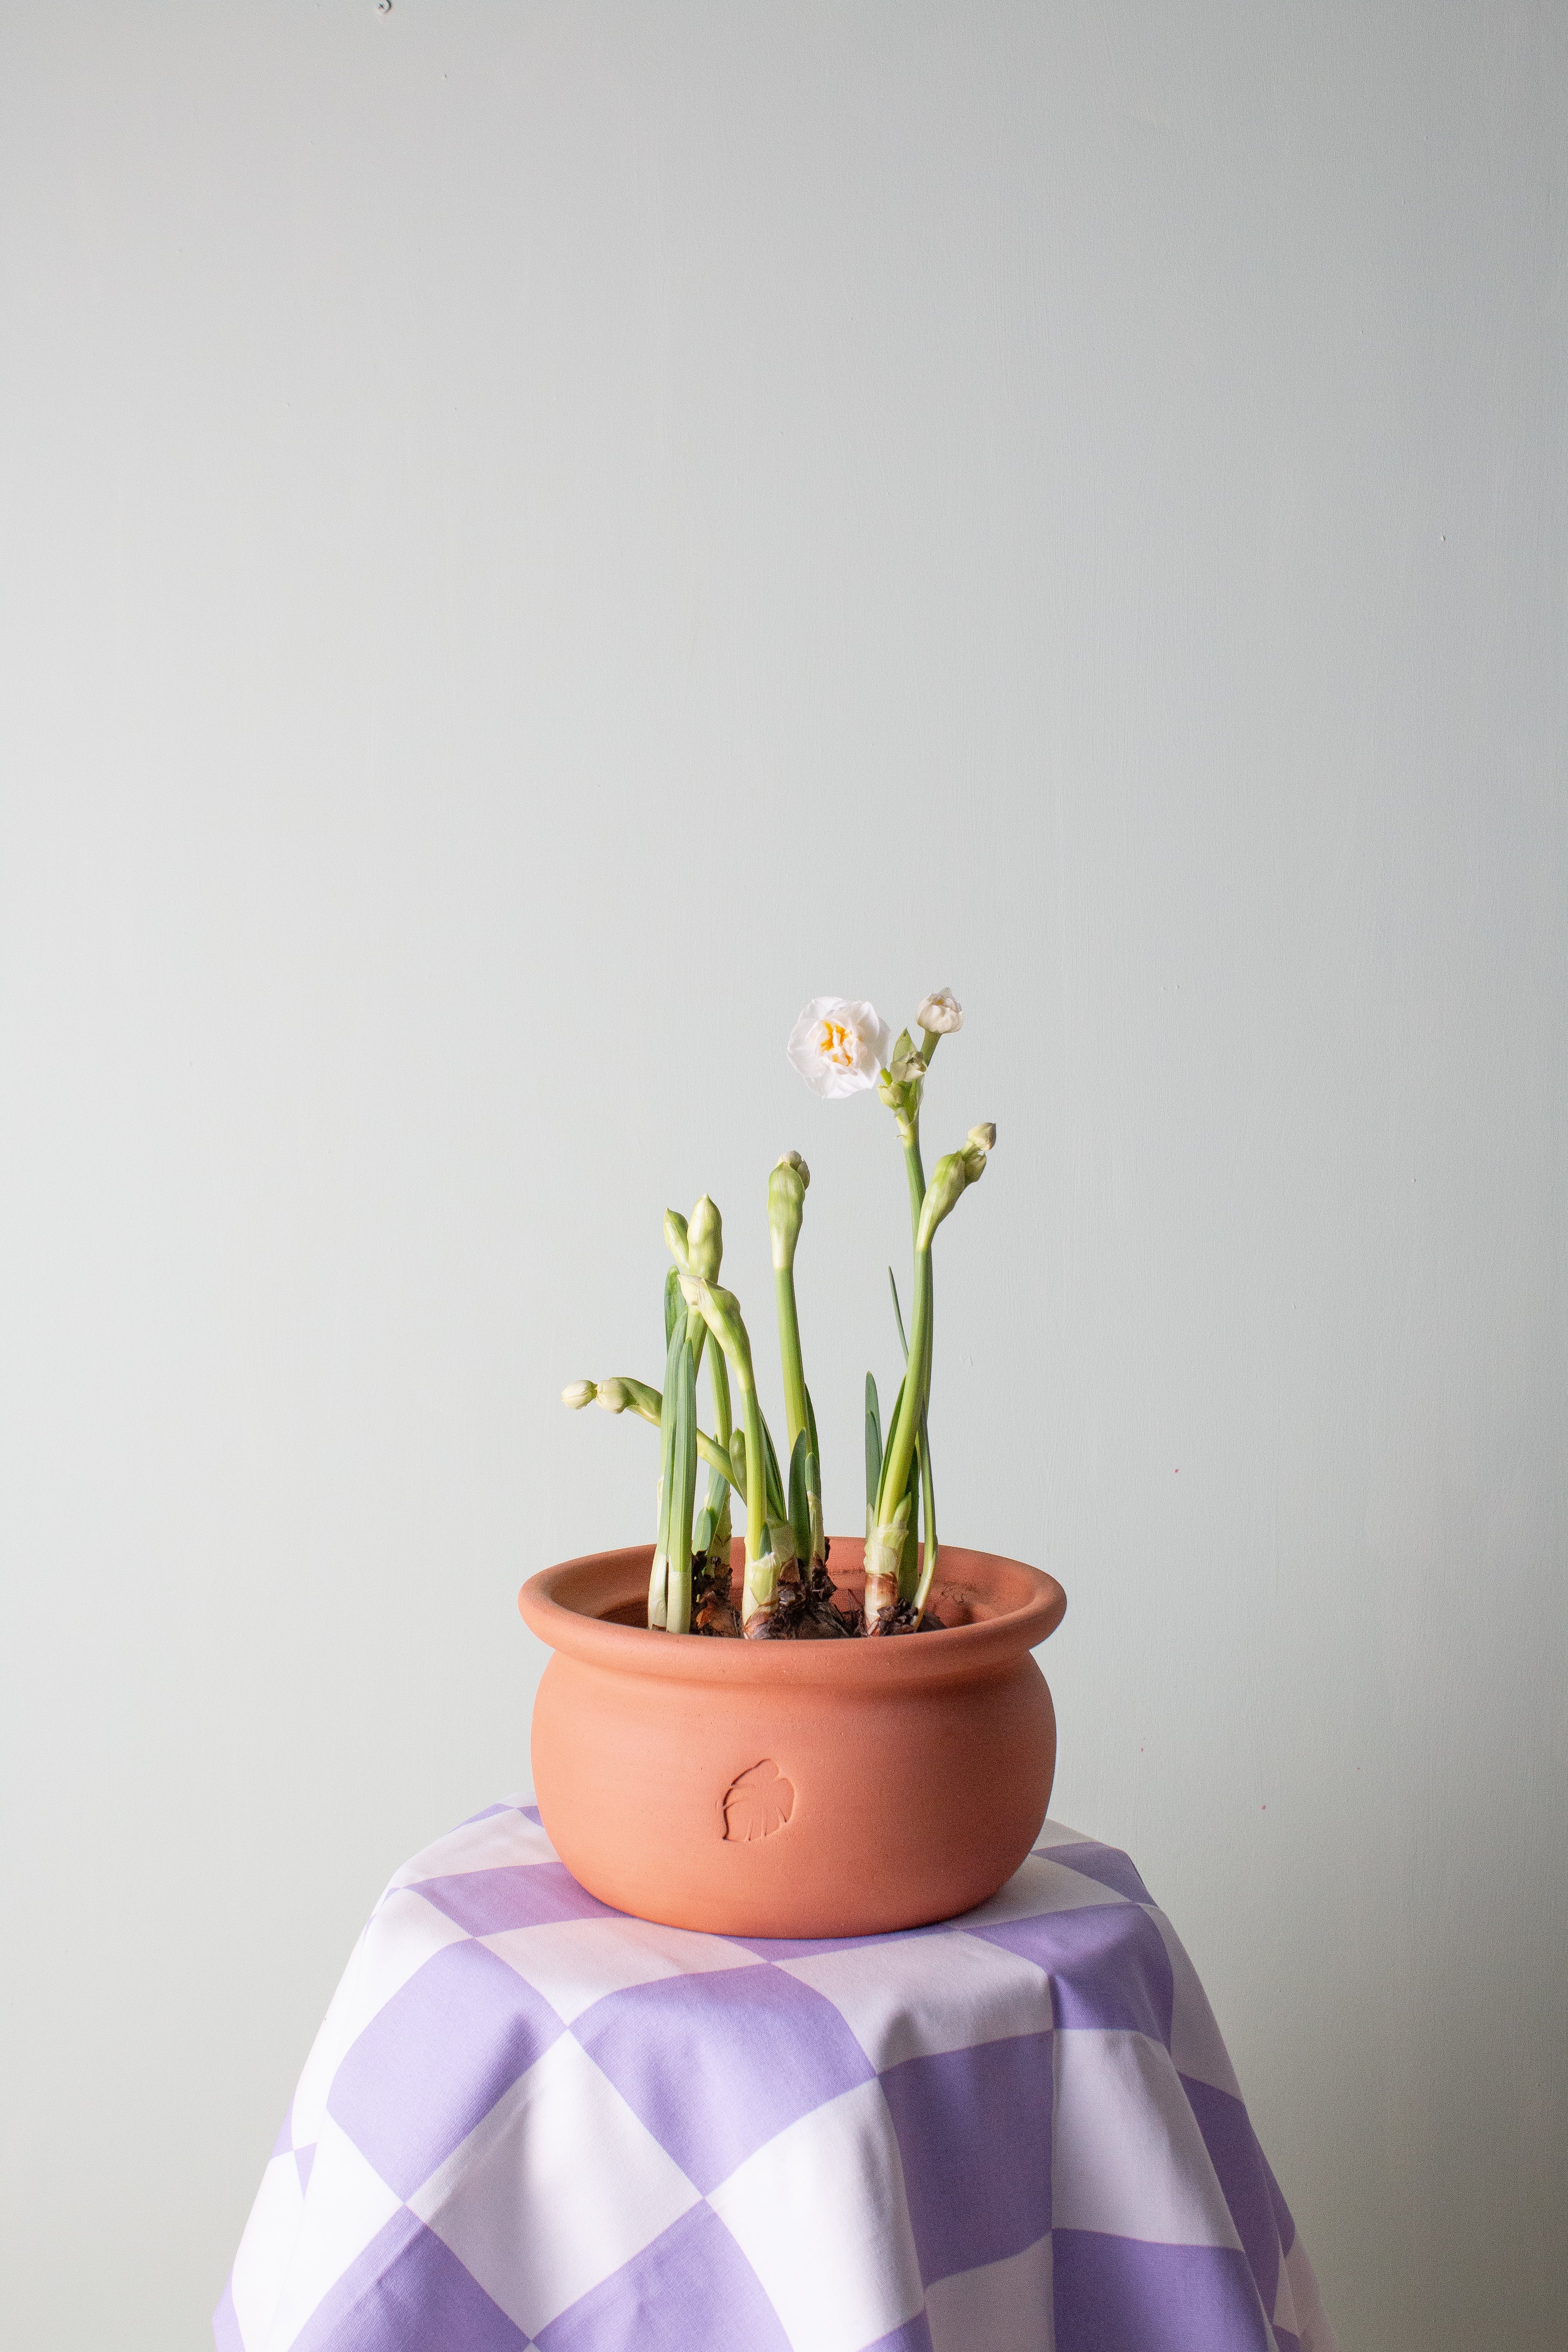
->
[410,2031,702,2337]
[708,2078,924,2352]
[959,1853,1130,1928]
[483,1911,762,2023]
[781,1928,1052,2068]
[389,1806,557,1889]
[227,2151,305,2351]
[259,2114,402,2351]
[1052,2028,1243,2249]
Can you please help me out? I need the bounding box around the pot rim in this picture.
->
[518,1535,1066,1687]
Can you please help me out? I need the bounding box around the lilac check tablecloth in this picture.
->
[217,1798,1337,2352]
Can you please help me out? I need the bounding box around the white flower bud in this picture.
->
[561,1380,597,1410]
[916,987,964,1036]
[962,1122,995,1182]
[775,1149,811,1189]
[595,1378,630,1413]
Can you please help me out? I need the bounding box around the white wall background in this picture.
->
[2,4,1564,2346]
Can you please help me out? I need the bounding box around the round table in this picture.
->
[216,1797,1337,2352]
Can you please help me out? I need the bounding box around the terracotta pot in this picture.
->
[518,1536,1066,1938]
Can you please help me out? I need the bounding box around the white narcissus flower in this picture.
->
[786,997,893,1099]
[916,987,964,1036]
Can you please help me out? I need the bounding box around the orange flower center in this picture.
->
[818,1018,857,1070]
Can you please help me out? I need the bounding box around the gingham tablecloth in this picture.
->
[216,1798,1336,2352]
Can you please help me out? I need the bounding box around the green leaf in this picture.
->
[864,1372,882,1515]
[664,1265,683,1350]
[804,1391,822,1512]
[655,1314,685,1562]
[888,1268,909,1361]
[787,1428,810,1563]
[898,1431,922,1602]
[760,1410,787,1522]
[874,1372,906,1517]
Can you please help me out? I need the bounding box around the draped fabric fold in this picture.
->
[218,1802,1336,2352]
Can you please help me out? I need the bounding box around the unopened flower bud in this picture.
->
[917,1152,968,1248]
[685,1278,755,1384]
[916,987,964,1036]
[598,1375,663,1426]
[776,1148,811,1189]
[561,1380,597,1410]
[916,1136,992,1248]
[663,1210,691,1272]
[889,1051,926,1087]
[687,1194,723,1282]
[963,1121,996,1181]
[768,1156,808,1269]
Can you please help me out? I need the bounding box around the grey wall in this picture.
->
[2,5,1564,2347]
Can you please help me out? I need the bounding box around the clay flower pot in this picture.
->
[518,1537,1066,1938]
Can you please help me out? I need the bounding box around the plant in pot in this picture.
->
[520,989,1066,1936]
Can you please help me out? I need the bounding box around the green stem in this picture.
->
[630,1392,743,1486]
[648,1499,670,1628]
[913,1422,938,1614]
[878,1243,933,1528]
[699,1429,735,1485]
[774,1265,808,1461]
[703,1346,734,1548]
[902,1127,927,1234]
[665,1319,699,1635]
[734,1372,776,1624]
[710,1348,733,1450]
[611,1385,741,1488]
[901,1121,939,1611]
[692,1295,772,1617]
